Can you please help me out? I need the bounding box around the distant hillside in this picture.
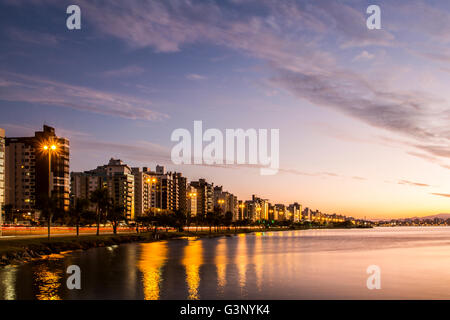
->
[412,213,450,220]
[371,213,450,222]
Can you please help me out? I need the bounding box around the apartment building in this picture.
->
[72,158,135,220]
[5,125,70,213]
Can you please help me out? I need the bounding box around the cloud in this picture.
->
[0,123,90,140]
[99,65,145,78]
[7,0,450,168]
[70,138,172,165]
[353,50,375,61]
[6,27,61,46]
[64,0,450,166]
[0,72,168,121]
[398,180,430,187]
[186,73,207,80]
[431,193,450,198]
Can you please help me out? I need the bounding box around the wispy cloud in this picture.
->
[398,180,430,187]
[0,72,168,121]
[7,0,450,170]
[70,137,172,165]
[186,73,207,80]
[62,0,450,166]
[353,50,375,62]
[99,65,145,78]
[6,27,61,46]
[431,193,450,198]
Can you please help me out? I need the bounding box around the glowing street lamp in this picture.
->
[42,142,59,198]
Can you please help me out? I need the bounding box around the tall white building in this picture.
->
[0,128,4,234]
[71,158,135,220]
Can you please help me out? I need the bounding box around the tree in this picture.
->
[224,211,233,230]
[2,204,13,223]
[173,209,187,232]
[109,202,126,235]
[40,194,61,240]
[90,187,110,236]
[70,198,90,236]
[206,211,215,233]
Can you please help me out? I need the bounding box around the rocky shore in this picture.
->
[0,229,253,266]
[0,224,370,266]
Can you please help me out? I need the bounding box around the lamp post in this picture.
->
[239,203,245,221]
[187,192,197,231]
[42,143,57,240]
[42,144,57,198]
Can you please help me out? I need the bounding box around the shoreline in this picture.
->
[0,225,370,267]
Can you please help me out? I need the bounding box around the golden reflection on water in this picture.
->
[34,264,61,300]
[236,234,247,294]
[253,233,263,292]
[138,242,168,300]
[215,238,228,293]
[0,266,17,300]
[182,238,203,300]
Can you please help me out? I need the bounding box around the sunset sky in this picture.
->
[1,0,450,219]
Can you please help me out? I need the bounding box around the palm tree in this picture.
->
[109,202,125,235]
[70,198,90,236]
[40,194,60,240]
[224,211,233,230]
[90,187,110,236]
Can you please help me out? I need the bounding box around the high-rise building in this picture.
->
[72,158,135,220]
[213,186,238,220]
[70,172,105,210]
[288,202,302,222]
[0,128,4,230]
[250,195,269,221]
[274,204,286,220]
[186,185,198,217]
[153,166,187,213]
[132,167,161,217]
[302,207,311,221]
[5,125,70,214]
[190,179,213,216]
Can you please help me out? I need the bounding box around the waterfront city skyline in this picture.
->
[2,0,450,219]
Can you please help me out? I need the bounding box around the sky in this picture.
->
[1,0,450,219]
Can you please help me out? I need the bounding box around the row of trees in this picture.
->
[136,205,236,234]
[5,189,349,240]
[32,187,126,239]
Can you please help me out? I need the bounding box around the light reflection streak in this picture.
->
[182,238,203,300]
[0,266,17,300]
[254,233,263,292]
[215,238,228,293]
[34,264,61,300]
[138,241,168,300]
[236,234,247,296]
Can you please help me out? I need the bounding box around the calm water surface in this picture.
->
[2,227,450,299]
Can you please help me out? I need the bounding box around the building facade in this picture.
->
[190,179,213,216]
[213,186,238,220]
[132,167,161,217]
[5,125,70,215]
[186,185,198,217]
[0,128,4,230]
[72,158,135,220]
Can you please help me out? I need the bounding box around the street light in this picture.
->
[42,142,58,198]
[239,203,245,220]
